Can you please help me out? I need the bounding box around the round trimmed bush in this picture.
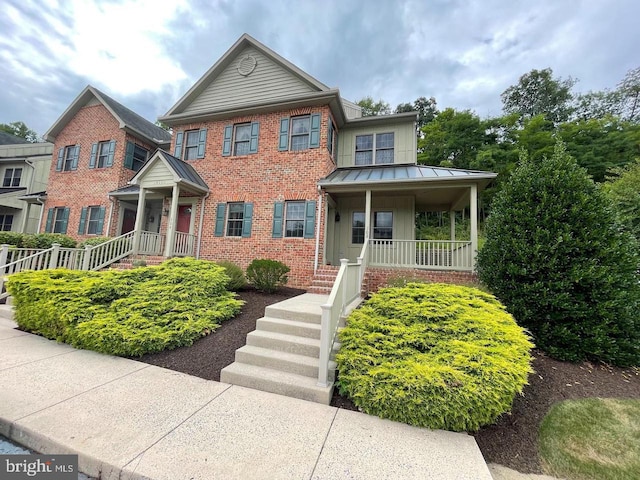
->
[336,283,533,432]
[216,261,248,291]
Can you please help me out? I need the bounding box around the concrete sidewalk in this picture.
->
[0,314,493,480]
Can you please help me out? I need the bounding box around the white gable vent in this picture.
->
[237,55,257,76]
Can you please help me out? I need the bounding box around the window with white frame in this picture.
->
[226,202,244,237]
[3,168,22,187]
[183,130,200,160]
[290,116,311,151]
[373,211,393,239]
[355,133,394,165]
[63,146,78,171]
[0,214,13,231]
[352,212,365,244]
[86,207,102,235]
[96,141,110,168]
[233,124,252,156]
[285,201,305,237]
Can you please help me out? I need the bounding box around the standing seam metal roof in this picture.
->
[318,164,497,185]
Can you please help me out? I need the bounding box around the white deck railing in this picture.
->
[173,231,196,257]
[84,231,135,270]
[369,239,473,271]
[138,231,164,255]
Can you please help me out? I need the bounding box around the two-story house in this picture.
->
[41,34,495,289]
[0,132,52,233]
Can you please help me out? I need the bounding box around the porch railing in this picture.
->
[138,231,164,255]
[84,231,135,270]
[173,231,196,257]
[318,241,368,387]
[369,239,473,271]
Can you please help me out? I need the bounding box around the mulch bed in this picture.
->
[138,293,640,475]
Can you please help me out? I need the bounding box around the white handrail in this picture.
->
[369,239,473,271]
[138,231,164,255]
[173,231,196,256]
[86,231,135,270]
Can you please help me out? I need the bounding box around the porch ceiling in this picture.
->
[327,187,471,212]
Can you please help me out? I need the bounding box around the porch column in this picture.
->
[470,184,478,270]
[364,190,372,242]
[20,203,32,233]
[132,187,146,255]
[449,210,456,242]
[164,184,180,257]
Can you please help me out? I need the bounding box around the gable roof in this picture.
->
[44,86,171,146]
[0,131,29,145]
[162,33,330,120]
[128,149,208,193]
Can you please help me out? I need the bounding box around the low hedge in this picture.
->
[78,237,111,248]
[216,261,247,291]
[0,232,77,248]
[336,283,534,432]
[7,258,243,356]
[246,259,289,293]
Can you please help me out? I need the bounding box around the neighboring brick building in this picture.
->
[42,34,496,288]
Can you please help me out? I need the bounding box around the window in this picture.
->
[285,201,305,237]
[78,206,105,235]
[3,168,22,187]
[355,133,394,165]
[175,129,207,160]
[56,145,79,172]
[290,116,311,151]
[327,121,337,161]
[373,211,393,239]
[90,140,115,168]
[124,142,149,171]
[352,212,365,244]
[46,207,69,234]
[226,202,244,236]
[233,124,251,156]
[278,114,321,151]
[0,214,13,231]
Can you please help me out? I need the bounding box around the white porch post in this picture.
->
[470,184,478,270]
[20,203,32,233]
[364,190,372,242]
[164,184,180,257]
[132,187,146,255]
[449,210,456,242]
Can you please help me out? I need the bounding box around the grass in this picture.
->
[539,398,640,480]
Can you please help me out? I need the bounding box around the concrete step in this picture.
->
[220,362,334,404]
[264,305,322,324]
[0,304,14,321]
[256,317,322,340]
[246,330,320,357]
[234,345,336,382]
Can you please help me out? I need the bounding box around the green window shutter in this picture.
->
[56,148,64,171]
[197,128,207,158]
[96,206,106,234]
[124,141,134,169]
[45,208,54,233]
[242,202,253,237]
[272,202,284,238]
[106,140,116,167]
[278,118,289,151]
[61,207,70,234]
[249,122,260,154]
[304,200,317,238]
[78,207,88,234]
[89,143,98,168]
[309,113,321,148]
[327,122,333,154]
[222,126,233,156]
[214,203,226,237]
[71,145,80,170]
[174,131,184,158]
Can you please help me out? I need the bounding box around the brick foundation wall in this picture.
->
[364,267,479,296]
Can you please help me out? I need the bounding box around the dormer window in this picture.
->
[355,133,394,165]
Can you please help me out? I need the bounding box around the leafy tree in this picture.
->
[0,121,39,142]
[355,96,391,116]
[501,68,577,123]
[572,90,623,121]
[603,159,640,243]
[617,66,640,122]
[395,96,439,132]
[154,120,171,132]
[477,141,640,366]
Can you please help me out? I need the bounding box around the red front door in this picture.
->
[122,209,136,234]
[177,205,192,233]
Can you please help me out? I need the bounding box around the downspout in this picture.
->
[106,195,116,236]
[35,196,45,232]
[314,186,323,274]
[195,191,210,259]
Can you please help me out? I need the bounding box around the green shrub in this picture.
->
[132,258,147,268]
[336,283,533,432]
[217,261,247,291]
[21,233,77,248]
[78,237,111,248]
[7,258,243,357]
[0,232,25,247]
[477,141,640,366]
[246,259,289,293]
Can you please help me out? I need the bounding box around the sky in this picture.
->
[1,0,638,138]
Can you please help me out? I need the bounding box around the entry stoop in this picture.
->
[307,266,339,294]
[220,293,339,405]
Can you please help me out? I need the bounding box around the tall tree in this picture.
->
[355,96,391,116]
[395,96,438,132]
[501,68,577,123]
[0,121,39,142]
[603,160,640,243]
[572,90,624,121]
[617,66,640,122]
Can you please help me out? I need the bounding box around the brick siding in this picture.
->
[363,267,479,296]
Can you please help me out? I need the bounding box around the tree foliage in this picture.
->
[355,96,391,116]
[501,68,577,123]
[477,141,640,366]
[617,66,640,122]
[0,121,39,142]
[603,159,640,243]
[395,96,439,132]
